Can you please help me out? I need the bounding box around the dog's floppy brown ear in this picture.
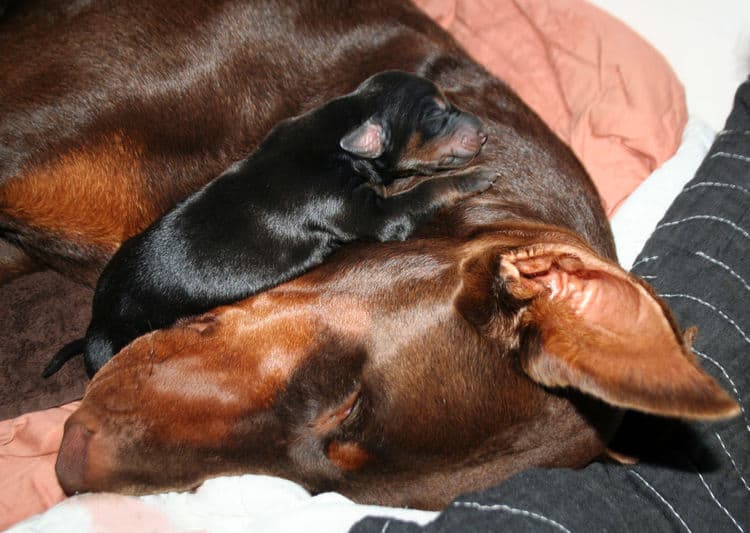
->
[507,244,739,420]
[340,118,386,158]
[461,240,739,420]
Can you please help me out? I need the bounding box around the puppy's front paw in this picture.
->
[450,167,498,196]
[460,169,497,192]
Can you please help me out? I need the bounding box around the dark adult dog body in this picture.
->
[0,0,737,510]
[43,71,491,377]
[0,0,611,285]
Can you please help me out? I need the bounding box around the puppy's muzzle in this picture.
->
[440,113,488,167]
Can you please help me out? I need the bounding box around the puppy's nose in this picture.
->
[460,131,484,153]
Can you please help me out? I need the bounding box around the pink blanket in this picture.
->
[0,403,79,528]
[0,0,686,529]
[414,0,686,214]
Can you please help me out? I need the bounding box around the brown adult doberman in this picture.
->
[0,0,738,509]
[55,221,738,507]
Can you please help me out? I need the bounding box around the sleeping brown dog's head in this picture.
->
[56,222,739,508]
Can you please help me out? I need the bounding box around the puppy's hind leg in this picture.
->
[82,334,119,378]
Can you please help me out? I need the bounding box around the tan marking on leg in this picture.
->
[0,133,159,252]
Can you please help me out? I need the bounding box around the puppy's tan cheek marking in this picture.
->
[399,132,429,168]
[400,132,444,168]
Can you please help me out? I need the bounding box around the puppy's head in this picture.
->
[340,71,487,180]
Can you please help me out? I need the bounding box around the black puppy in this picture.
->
[44,70,493,377]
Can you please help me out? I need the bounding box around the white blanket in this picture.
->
[611,116,714,269]
[9,475,437,533]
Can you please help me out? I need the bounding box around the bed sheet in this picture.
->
[612,116,714,269]
[588,0,750,133]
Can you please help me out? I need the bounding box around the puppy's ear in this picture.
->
[457,239,739,421]
[340,118,386,158]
